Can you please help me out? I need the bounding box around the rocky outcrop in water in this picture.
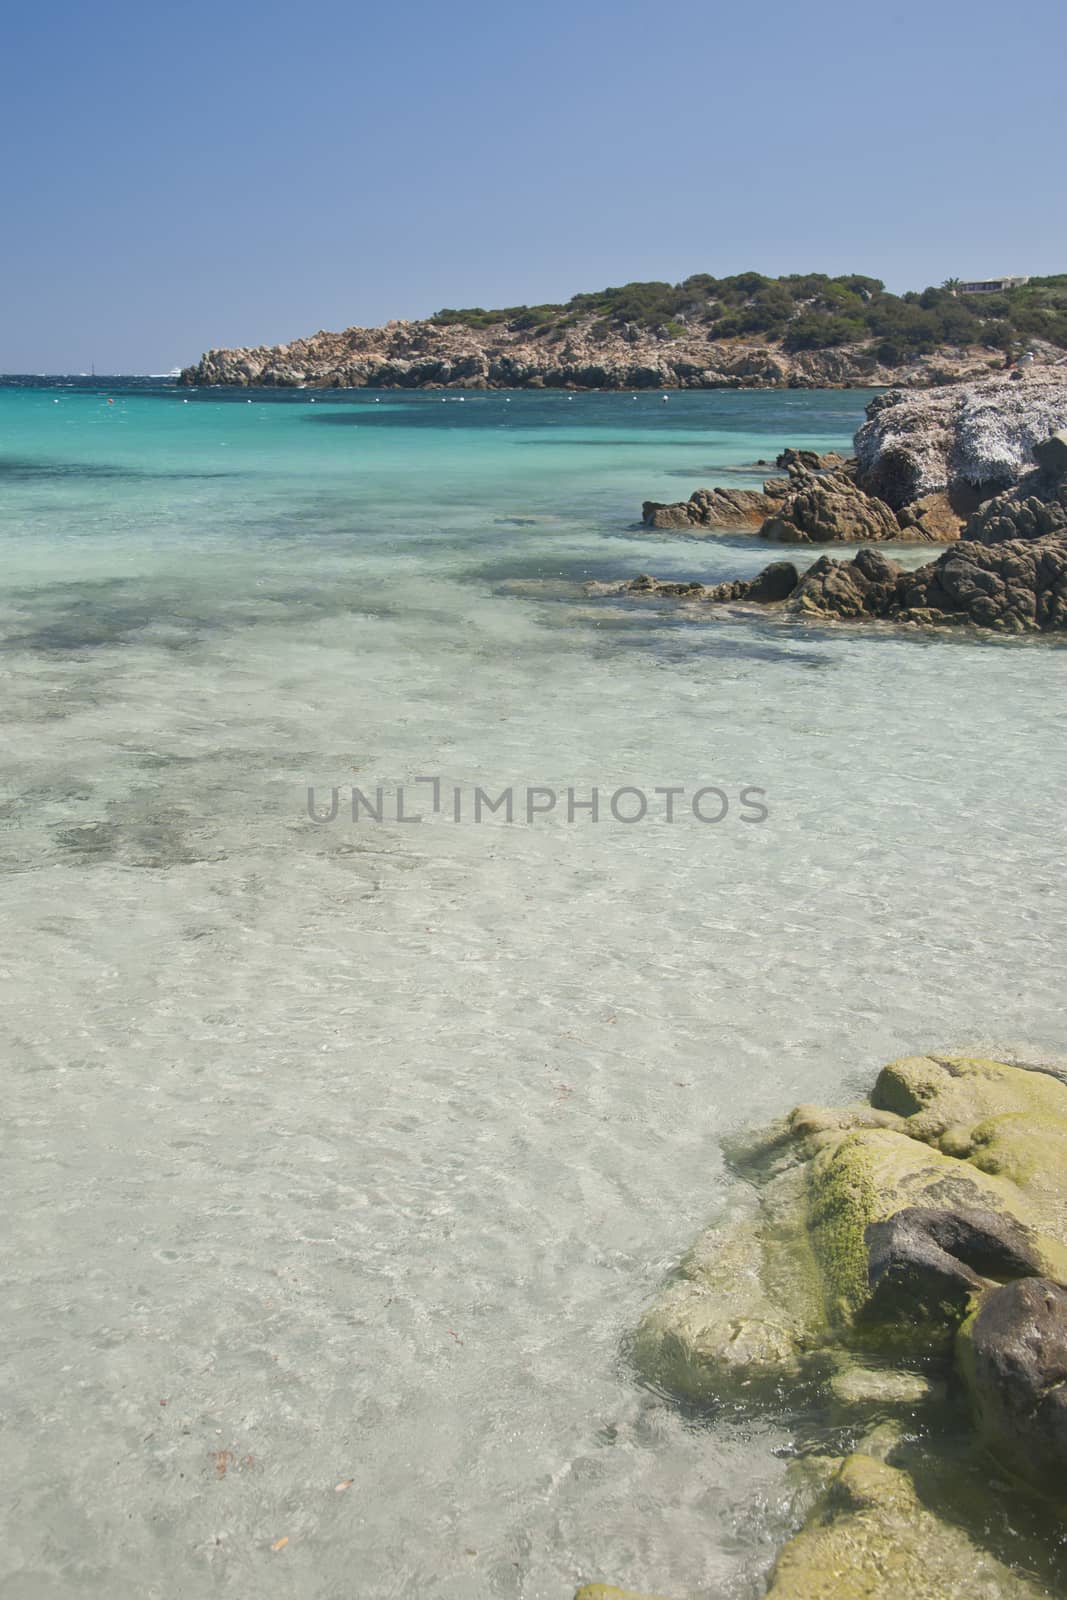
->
[620,537,1067,633]
[642,379,1067,545]
[642,484,786,531]
[643,446,959,543]
[624,426,1067,630]
[586,1054,1067,1600]
[759,475,902,544]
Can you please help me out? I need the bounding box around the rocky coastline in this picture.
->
[577,1053,1067,1600]
[618,378,1067,632]
[177,321,1058,394]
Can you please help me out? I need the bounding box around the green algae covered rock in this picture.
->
[574,1588,677,1600]
[635,1056,1067,1393]
[632,1145,827,1397]
[806,1123,1067,1351]
[629,1054,1067,1600]
[765,1454,1049,1600]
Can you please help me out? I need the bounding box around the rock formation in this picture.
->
[623,423,1067,631]
[759,475,902,544]
[855,378,1067,507]
[642,378,1067,545]
[642,484,786,532]
[642,453,926,543]
[179,320,1047,394]
[578,1054,1067,1600]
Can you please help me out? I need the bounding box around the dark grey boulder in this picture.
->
[959,1276,1067,1491]
[863,1206,1044,1327]
[1033,429,1067,478]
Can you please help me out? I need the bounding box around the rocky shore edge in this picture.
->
[178,318,1065,395]
[575,1053,1067,1600]
[619,378,1067,631]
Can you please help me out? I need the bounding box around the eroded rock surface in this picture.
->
[855,376,1067,507]
[761,478,901,544]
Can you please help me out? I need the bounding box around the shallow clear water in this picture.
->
[2,382,1066,1600]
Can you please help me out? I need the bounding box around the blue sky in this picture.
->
[2,0,1064,372]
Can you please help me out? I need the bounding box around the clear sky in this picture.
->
[2,0,1064,373]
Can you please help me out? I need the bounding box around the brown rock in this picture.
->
[895,490,973,543]
[642,485,784,531]
[761,480,902,543]
[787,546,903,618]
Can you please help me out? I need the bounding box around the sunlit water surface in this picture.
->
[2,382,1065,1600]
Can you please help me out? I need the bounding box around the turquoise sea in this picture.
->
[3,380,1067,1599]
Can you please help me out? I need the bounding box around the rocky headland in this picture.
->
[620,378,1067,631]
[179,320,1016,392]
[577,1053,1067,1600]
[178,271,1067,392]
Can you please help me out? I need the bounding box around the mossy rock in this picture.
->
[632,1163,827,1397]
[870,1055,1067,1236]
[574,1588,677,1600]
[765,1454,1049,1600]
[638,1057,1067,1392]
[806,1124,1067,1350]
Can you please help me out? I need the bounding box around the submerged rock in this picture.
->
[574,1587,676,1600]
[827,1362,940,1408]
[632,1157,825,1396]
[623,563,800,606]
[765,1454,1049,1600]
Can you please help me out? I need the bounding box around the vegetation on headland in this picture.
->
[430,272,1067,358]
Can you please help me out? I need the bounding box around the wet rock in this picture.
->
[863,1206,1043,1330]
[764,1454,1049,1600]
[632,1159,826,1396]
[637,1055,1067,1391]
[632,1056,1067,1600]
[621,563,799,605]
[958,1277,1067,1491]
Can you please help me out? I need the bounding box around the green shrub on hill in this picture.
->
[427,270,1067,352]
